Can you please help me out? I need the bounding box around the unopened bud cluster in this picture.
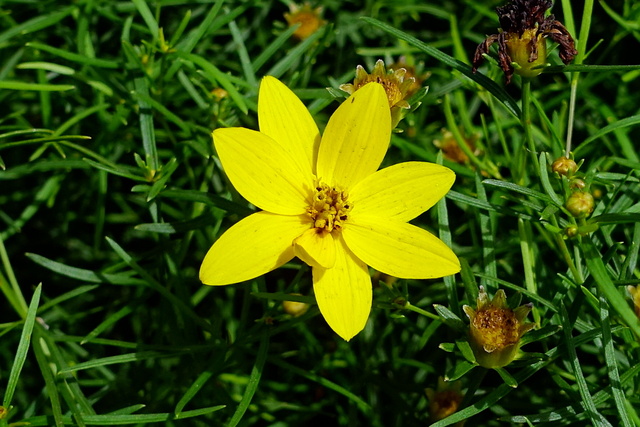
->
[551,155,596,220]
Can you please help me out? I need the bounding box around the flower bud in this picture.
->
[211,88,228,101]
[282,294,309,317]
[463,287,534,369]
[592,187,603,199]
[552,156,577,177]
[565,225,578,238]
[570,179,585,190]
[565,191,595,218]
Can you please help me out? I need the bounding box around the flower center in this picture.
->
[472,306,519,350]
[306,182,351,233]
[358,75,404,107]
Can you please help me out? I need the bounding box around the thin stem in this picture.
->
[403,301,440,321]
[565,80,578,157]
[0,235,28,318]
[550,216,584,284]
[520,78,539,179]
[566,0,595,156]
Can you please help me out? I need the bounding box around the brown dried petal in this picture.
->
[472,34,499,73]
[496,32,516,84]
[541,19,578,64]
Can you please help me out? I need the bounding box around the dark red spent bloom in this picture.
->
[472,0,577,84]
[497,0,552,35]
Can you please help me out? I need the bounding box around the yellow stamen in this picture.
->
[306,181,351,233]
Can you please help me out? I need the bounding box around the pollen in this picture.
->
[306,182,351,233]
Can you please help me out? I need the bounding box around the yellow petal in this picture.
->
[200,212,311,285]
[313,237,372,341]
[342,217,460,279]
[349,161,455,222]
[316,83,391,189]
[258,76,320,175]
[213,127,312,215]
[293,228,336,268]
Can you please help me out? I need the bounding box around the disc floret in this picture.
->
[307,181,352,233]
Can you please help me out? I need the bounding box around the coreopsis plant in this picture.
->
[472,0,577,83]
[200,76,460,341]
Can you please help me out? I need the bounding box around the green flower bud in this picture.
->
[565,191,595,218]
[552,156,578,177]
[570,178,586,190]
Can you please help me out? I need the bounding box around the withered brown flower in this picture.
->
[472,0,577,84]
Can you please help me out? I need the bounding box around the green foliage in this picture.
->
[1,0,639,425]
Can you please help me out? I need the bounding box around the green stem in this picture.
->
[566,0,594,156]
[521,78,539,179]
[565,79,578,157]
[403,301,440,321]
[0,235,28,318]
[550,216,584,284]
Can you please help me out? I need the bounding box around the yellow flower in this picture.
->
[340,59,417,129]
[463,287,534,368]
[200,76,460,341]
[284,3,326,41]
